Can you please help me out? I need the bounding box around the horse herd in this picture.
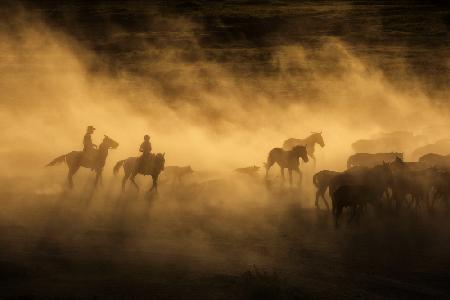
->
[314,152,450,227]
[46,132,326,191]
[45,131,450,228]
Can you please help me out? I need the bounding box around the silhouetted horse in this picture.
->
[332,185,378,227]
[235,165,260,176]
[47,135,119,188]
[412,139,450,160]
[329,163,393,215]
[283,132,324,165]
[432,171,450,210]
[313,170,340,210]
[352,131,418,154]
[265,145,308,186]
[113,153,165,192]
[163,165,193,185]
[419,153,450,169]
[347,152,403,169]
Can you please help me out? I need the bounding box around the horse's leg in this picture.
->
[288,169,293,187]
[294,168,302,186]
[265,160,274,179]
[315,188,321,208]
[122,172,130,191]
[94,169,103,188]
[150,175,158,192]
[321,188,330,210]
[130,172,140,191]
[67,165,80,189]
[280,167,285,183]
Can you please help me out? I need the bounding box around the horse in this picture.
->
[282,132,325,166]
[265,145,309,186]
[329,163,393,214]
[332,185,379,227]
[312,169,340,210]
[47,135,119,188]
[347,152,403,169]
[113,153,165,192]
[412,139,450,160]
[432,170,450,210]
[419,153,450,169]
[234,165,260,176]
[163,165,193,185]
[351,131,417,154]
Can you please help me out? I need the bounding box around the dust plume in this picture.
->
[1,3,450,299]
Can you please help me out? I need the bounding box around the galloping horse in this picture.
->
[47,135,119,188]
[283,132,325,165]
[113,153,165,192]
[265,145,309,186]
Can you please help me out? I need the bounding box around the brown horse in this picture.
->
[113,153,165,192]
[329,163,393,216]
[265,145,309,186]
[283,132,324,165]
[47,135,119,188]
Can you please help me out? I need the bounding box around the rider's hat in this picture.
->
[87,125,96,131]
[144,134,150,139]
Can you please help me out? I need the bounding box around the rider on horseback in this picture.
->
[138,134,152,173]
[83,125,97,168]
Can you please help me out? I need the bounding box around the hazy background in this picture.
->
[0,1,450,299]
[1,1,449,176]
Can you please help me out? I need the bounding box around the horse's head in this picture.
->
[393,152,403,160]
[390,156,405,171]
[311,131,325,147]
[102,135,119,149]
[292,145,309,163]
[155,152,166,171]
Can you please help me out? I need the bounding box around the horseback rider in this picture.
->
[138,134,152,173]
[83,125,97,167]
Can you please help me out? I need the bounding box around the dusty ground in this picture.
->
[1,173,450,299]
[1,2,449,299]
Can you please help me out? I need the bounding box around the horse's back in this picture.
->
[348,152,401,168]
[122,157,138,173]
[283,138,302,150]
[268,147,284,156]
[313,170,339,188]
[65,150,82,165]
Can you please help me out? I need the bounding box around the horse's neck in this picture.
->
[98,144,108,157]
[306,135,316,144]
[305,135,317,149]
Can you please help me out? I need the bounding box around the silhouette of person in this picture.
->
[138,134,152,173]
[83,125,97,167]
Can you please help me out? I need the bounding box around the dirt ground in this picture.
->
[1,173,450,300]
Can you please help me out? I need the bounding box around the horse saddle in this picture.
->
[81,149,98,168]
[139,153,155,175]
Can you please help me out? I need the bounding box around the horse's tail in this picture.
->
[113,160,125,176]
[46,154,66,167]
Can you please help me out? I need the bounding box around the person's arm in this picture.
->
[87,135,97,148]
[139,143,144,152]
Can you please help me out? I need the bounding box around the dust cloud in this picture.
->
[1,4,450,299]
